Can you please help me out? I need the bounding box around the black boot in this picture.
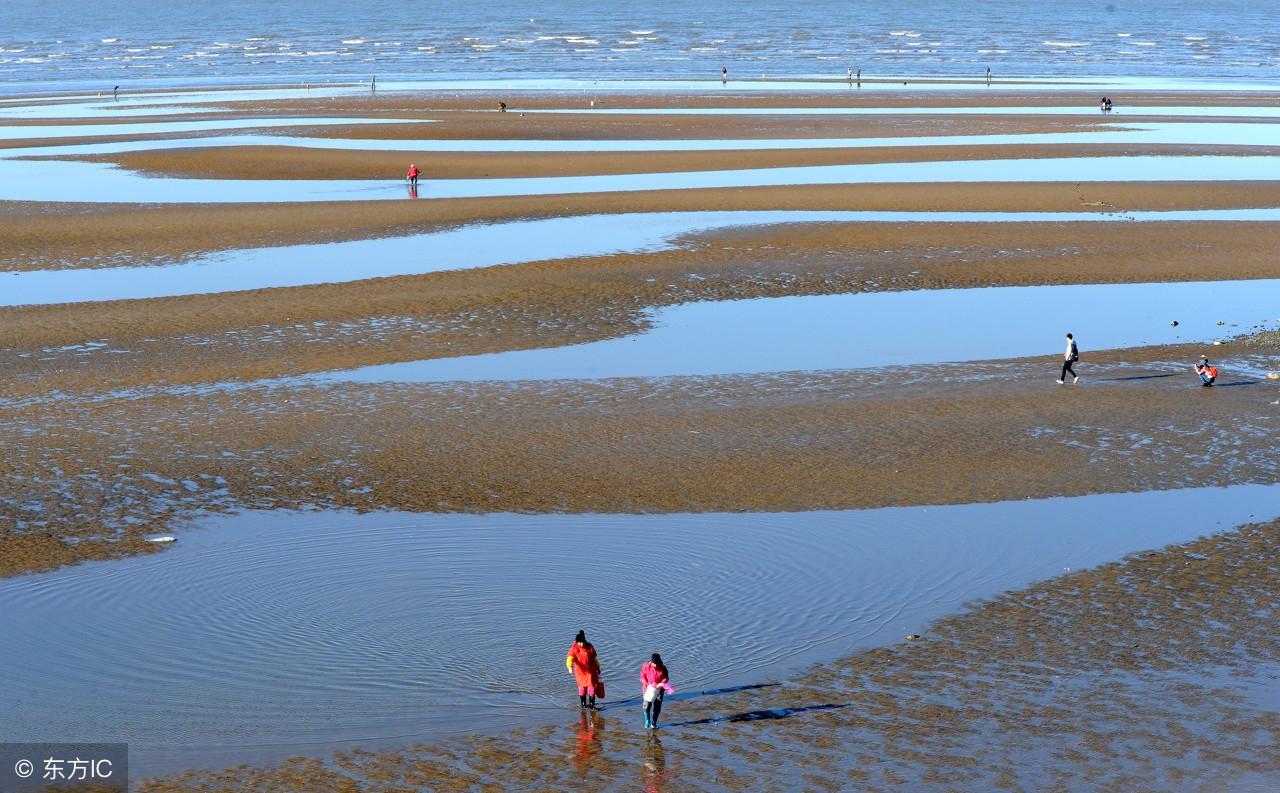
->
[579,694,588,708]
[588,696,596,710]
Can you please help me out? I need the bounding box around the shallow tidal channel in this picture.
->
[1,483,1277,776]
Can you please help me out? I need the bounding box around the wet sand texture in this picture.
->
[5,219,1279,387]
[3,85,1280,787]
[5,182,1279,272]
[5,341,1279,579]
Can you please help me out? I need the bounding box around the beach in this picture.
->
[1,70,1279,789]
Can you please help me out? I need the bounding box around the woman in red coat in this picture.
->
[566,630,604,709]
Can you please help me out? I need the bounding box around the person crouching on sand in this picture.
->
[641,653,675,729]
[567,630,604,709]
[406,163,420,188]
[1195,356,1218,387]
[1057,333,1080,385]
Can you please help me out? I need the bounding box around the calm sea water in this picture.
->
[2,0,1277,92]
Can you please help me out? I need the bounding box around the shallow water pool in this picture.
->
[325,278,1279,383]
[0,484,1275,775]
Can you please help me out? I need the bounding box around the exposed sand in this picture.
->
[5,86,1279,788]
[3,219,1279,379]
[3,112,1115,141]
[214,89,1280,114]
[64,142,1280,181]
[5,338,1278,578]
[4,182,1280,271]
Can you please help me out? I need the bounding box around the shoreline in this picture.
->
[6,73,1280,100]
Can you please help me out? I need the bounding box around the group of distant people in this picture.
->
[1057,333,1220,388]
[567,630,675,729]
[1100,95,1114,111]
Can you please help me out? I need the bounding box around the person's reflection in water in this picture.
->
[641,732,668,793]
[572,708,604,776]
[407,184,419,200]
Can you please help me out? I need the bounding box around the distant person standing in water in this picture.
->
[113,85,119,100]
[985,66,992,83]
[1056,333,1080,385]
[371,75,377,93]
[721,65,728,81]
[640,653,675,729]
[856,67,861,86]
[406,163,420,188]
[566,630,604,709]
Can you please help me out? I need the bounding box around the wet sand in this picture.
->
[3,85,1279,787]
[5,339,1279,578]
[134,514,1280,791]
[3,219,1279,379]
[3,182,1280,271]
[64,142,1280,181]
[213,89,1280,114]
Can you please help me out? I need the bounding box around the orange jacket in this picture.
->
[566,642,601,689]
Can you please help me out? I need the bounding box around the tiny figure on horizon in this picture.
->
[567,630,604,710]
[856,67,861,86]
[640,653,675,729]
[1056,333,1080,385]
[847,66,853,82]
[1194,356,1218,387]
[721,65,728,82]
[406,162,420,188]
[112,85,119,100]
[497,100,507,112]
[985,66,992,84]
[1100,95,1113,112]
[371,75,377,93]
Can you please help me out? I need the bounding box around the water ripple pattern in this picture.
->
[1,485,1277,772]
[4,0,1279,89]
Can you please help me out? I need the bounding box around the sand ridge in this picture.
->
[4,182,1280,271]
[4,85,1279,788]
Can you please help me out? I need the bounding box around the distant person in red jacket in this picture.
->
[566,630,604,709]
[406,163,420,188]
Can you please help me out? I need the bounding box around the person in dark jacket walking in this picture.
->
[1056,333,1080,384]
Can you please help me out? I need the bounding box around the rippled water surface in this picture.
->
[5,0,1279,90]
[1,485,1277,775]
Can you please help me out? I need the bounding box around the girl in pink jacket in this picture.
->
[640,653,675,729]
